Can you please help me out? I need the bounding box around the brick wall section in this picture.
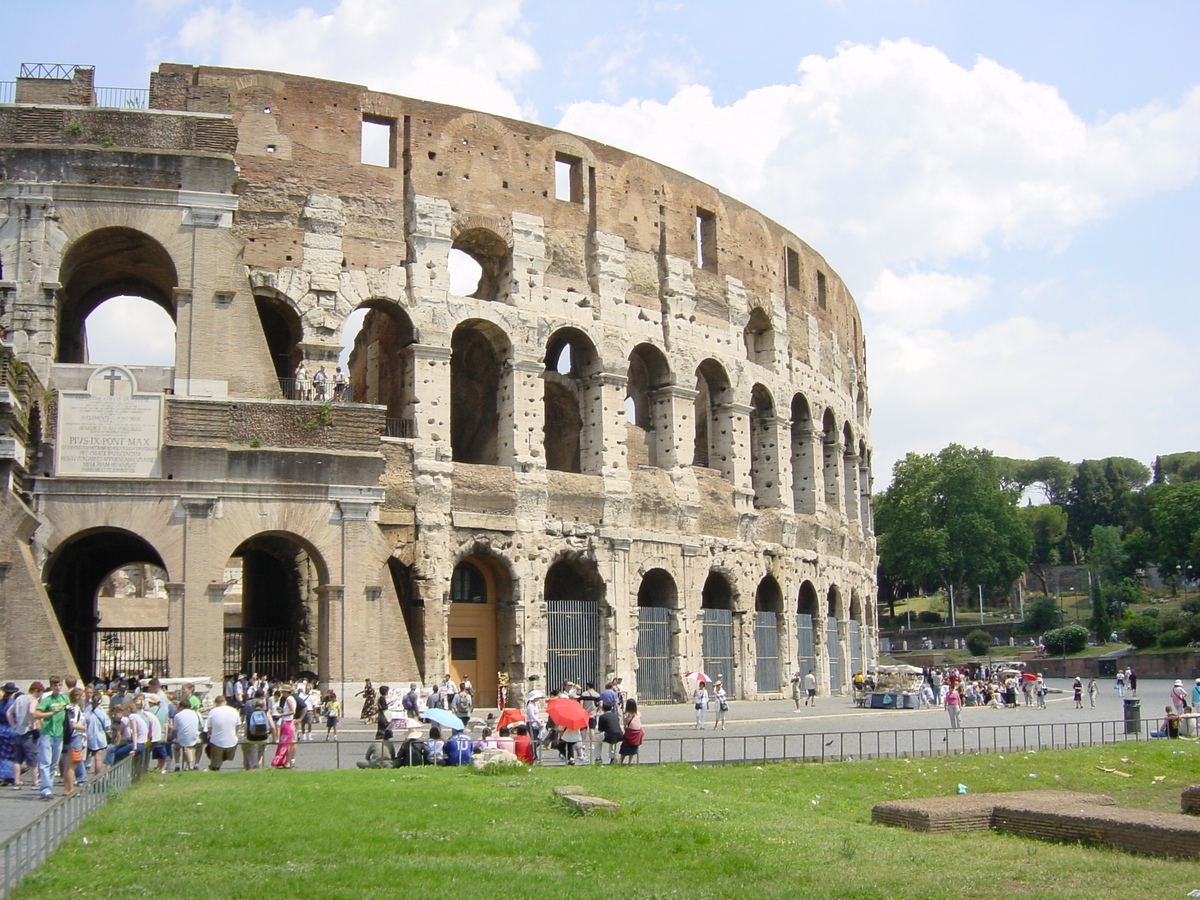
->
[1183,785,1200,816]
[15,68,95,105]
[0,107,236,155]
[166,397,386,452]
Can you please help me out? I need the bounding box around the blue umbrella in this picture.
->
[423,707,464,732]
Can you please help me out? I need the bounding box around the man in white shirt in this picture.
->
[172,702,204,771]
[205,695,241,771]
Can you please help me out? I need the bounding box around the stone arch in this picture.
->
[253,288,304,384]
[445,545,516,708]
[842,420,860,522]
[57,226,179,364]
[693,358,732,477]
[44,527,170,679]
[625,342,672,468]
[226,530,330,683]
[790,392,817,515]
[700,569,737,692]
[635,567,679,703]
[449,225,511,302]
[451,318,511,465]
[544,326,600,474]
[795,579,819,680]
[345,299,416,418]
[750,383,779,509]
[822,407,842,511]
[754,573,785,693]
[743,306,775,367]
[825,583,844,692]
[544,553,606,693]
[848,587,867,680]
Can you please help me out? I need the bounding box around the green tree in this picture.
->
[1042,624,1089,655]
[1019,503,1067,594]
[1019,595,1062,634]
[965,630,992,657]
[1156,452,1200,484]
[1151,481,1200,584]
[1123,614,1161,649]
[1066,457,1148,552]
[875,445,1032,623]
[996,456,1076,506]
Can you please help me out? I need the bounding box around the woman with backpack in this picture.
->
[270,685,298,769]
[243,698,275,769]
[452,683,474,729]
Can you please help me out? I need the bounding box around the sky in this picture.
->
[6,0,1199,486]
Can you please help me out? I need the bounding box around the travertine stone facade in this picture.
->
[0,64,875,703]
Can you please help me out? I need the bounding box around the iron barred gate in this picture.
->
[94,628,169,680]
[754,611,780,693]
[223,628,293,681]
[701,608,734,687]
[849,620,863,677]
[636,606,673,703]
[795,614,815,678]
[546,599,599,692]
[826,618,842,692]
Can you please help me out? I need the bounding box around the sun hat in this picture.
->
[1175,680,1183,686]
[2,682,18,693]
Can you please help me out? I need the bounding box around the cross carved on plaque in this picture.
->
[101,368,126,396]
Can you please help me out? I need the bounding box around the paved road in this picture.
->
[0,677,1183,845]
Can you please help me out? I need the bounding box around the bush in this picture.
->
[1042,625,1089,655]
[1124,615,1162,649]
[1159,628,1191,648]
[965,630,992,657]
[1180,596,1200,616]
[915,610,943,625]
[1139,607,1159,618]
[1160,613,1191,634]
[1018,596,1062,634]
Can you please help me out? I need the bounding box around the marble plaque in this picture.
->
[57,366,163,477]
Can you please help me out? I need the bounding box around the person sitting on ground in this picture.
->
[444,727,473,766]
[1151,706,1181,739]
[512,723,536,765]
[597,700,623,765]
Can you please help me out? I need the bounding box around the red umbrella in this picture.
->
[1020,672,1038,682]
[495,708,524,732]
[546,697,590,730]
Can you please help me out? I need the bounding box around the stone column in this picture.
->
[714,401,753,510]
[408,343,452,451]
[657,384,699,470]
[752,414,791,509]
[317,584,345,687]
[173,495,221,677]
[822,434,844,515]
[842,447,861,529]
[588,370,629,476]
[791,426,823,516]
[606,537,632,690]
[500,358,545,470]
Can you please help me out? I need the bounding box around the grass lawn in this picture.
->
[14,742,1200,900]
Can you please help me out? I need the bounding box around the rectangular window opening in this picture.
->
[785,247,801,289]
[696,207,717,272]
[817,270,827,310]
[450,637,478,661]
[361,115,395,167]
[555,152,583,202]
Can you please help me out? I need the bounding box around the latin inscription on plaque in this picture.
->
[57,366,163,477]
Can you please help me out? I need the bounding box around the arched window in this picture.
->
[754,575,784,693]
[701,571,736,692]
[449,228,510,302]
[693,359,731,478]
[544,328,599,474]
[625,343,672,468]
[743,307,775,367]
[451,320,510,465]
[636,568,679,703]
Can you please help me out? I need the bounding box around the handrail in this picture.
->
[19,64,93,80]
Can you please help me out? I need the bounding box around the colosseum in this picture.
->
[0,63,876,705]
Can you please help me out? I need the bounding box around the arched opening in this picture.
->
[822,408,841,511]
[750,384,778,509]
[743,306,774,367]
[795,580,818,681]
[544,556,605,693]
[826,585,843,693]
[447,554,510,707]
[625,343,672,469]
[57,227,178,365]
[85,297,175,366]
[225,533,326,683]
[451,320,509,465]
[45,529,169,680]
[388,557,424,681]
[859,440,873,528]
[693,359,731,477]
[753,575,784,693]
[848,590,865,679]
[791,393,816,515]
[635,568,679,703]
[843,421,859,522]
[254,292,304,391]
[449,227,510,302]
[700,571,735,693]
[543,328,598,474]
[346,301,416,429]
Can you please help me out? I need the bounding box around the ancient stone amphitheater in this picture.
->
[0,63,875,704]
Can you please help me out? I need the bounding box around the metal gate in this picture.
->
[826,618,842,692]
[701,608,734,687]
[94,628,169,680]
[224,628,293,681]
[546,599,599,693]
[754,611,780,693]
[636,606,673,703]
[849,620,863,676]
[795,613,815,678]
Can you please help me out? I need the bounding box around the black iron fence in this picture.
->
[94,628,168,681]
[223,628,294,682]
[1,753,145,898]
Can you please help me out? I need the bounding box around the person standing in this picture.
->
[804,669,817,707]
[712,678,728,731]
[1170,680,1189,715]
[205,695,240,771]
[1128,668,1137,696]
[524,690,544,741]
[1035,676,1047,709]
[790,671,803,710]
[32,677,70,800]
[356,679,377,722]
[171,699,204,771]
[1072,677,1084,709]
[1192,679,1200,712]
[294,360,310,400]
[324,691,340,740]
[452,683,474,729]
[1115,669,1126,697]
[271,684,299,769]
[0,683,19,785]
[945,684,962,729]
[619,699,644,764]
[693,679,709,730]
[1087,677,1099,709]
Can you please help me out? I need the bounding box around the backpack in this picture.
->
[402,691,417,712]
[453,692,472,714]
[294,694,306,714]
[247,708,270,738]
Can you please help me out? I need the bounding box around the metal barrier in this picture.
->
[1,753,145,898]
[0,83,13,105]
[94,87,149,110]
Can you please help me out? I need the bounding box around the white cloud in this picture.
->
[863,269,990,330]
[172,0,539,118]
[556,38,1200,277]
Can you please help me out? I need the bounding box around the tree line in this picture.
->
[875,446,1200,645]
